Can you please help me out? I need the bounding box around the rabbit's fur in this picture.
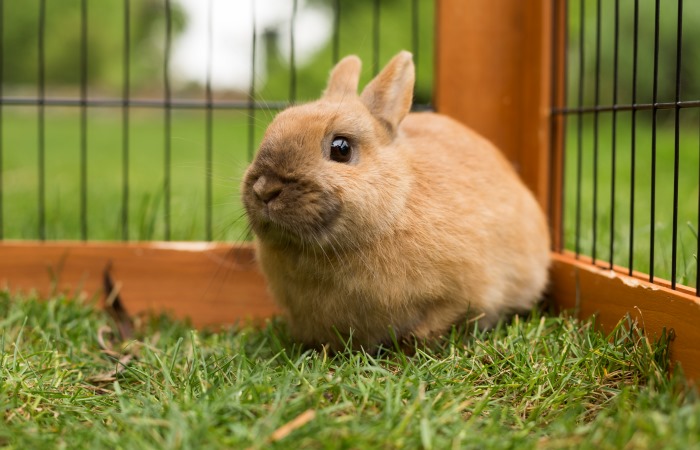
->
[242,51,550,351]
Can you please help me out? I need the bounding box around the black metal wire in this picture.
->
[553,100,700,115]
[122,0,130,241]
[628,0,639,276]
[289,0,297,104]
[0,0,4,240]
[548,0,559,250]
[0,96,436,112]
[80,0,88,241]
[412,0,419,88]
[549,0,700,288]
[38,0,46,241]
[560,0,569,253]
[671,0,684,289]
[549,0,567,253]
[0,97,289,110]
[205,0,213,241]
[0,97,290,110]
[373,0,380,75]
[591,0,601,264]
[574,0,585,258]
[609,0,619,269]
[0,0,442,244]
[164,0,172,241]
[650,0,661,282]
[332,0,340,64]
[247,2,257,163]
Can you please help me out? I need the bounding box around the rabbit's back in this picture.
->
[397,112,551,328]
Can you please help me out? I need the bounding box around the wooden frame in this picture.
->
[2,0,699,380]
[1,241,277,326]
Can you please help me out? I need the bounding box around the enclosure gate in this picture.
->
[2,0,699,380]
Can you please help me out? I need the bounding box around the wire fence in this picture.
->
[553,0,700,293]
[6,0,697,296]
[0,0,434,243]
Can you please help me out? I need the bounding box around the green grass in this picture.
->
[1,291,699,449]
[1,107,272,241]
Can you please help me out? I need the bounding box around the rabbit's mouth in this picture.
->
[253,213,340,248]
[246,193,342,248]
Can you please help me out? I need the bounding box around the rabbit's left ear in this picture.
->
[360,51,415,137]
[323,55,362,100]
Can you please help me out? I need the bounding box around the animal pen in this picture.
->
[1,0,699,379]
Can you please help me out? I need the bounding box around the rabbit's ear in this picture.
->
[360,51,414,137]
[323,55,362,100]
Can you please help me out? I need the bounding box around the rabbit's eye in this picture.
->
[330,137,352,163]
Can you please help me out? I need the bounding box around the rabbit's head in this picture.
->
[242,52,416,250]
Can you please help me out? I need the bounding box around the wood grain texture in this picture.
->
[549,0,567,252]
[550,252,700,381]
[3,241,699,380]
[0,241,278,327]
[435,0,552,210]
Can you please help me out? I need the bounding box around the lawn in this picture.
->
[1,107,267,242]
[1,291,699,449]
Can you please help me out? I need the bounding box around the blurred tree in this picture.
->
[1,0,185,91]
[258,0,434,105]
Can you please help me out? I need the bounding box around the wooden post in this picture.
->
[435,0,553,211]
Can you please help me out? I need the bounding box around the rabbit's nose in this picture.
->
[253,175,283,204]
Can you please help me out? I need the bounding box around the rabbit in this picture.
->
[241,51,551,351]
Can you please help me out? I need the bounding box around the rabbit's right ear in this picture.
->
[323,55,362,101]
[360,51,414,137]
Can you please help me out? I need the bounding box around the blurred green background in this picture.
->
[563,0,700,285]
[1,0,435,242]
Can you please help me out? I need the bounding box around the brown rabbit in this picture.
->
[242,51,550,351]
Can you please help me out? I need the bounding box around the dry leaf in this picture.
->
[270,409,316,442]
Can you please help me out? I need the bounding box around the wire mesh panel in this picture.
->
[552,0,700,293]
[0,0,434,243]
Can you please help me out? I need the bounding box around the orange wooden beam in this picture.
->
[435,0,553,211]
[550,252,700,381]
[0,241,278,327]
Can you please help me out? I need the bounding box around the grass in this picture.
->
[1,291,699,449]
[1,107,269,242]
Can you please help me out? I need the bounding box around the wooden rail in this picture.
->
[550,253,700,379]
[0,241,277,327]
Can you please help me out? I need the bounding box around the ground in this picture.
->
[1,291,698,449]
